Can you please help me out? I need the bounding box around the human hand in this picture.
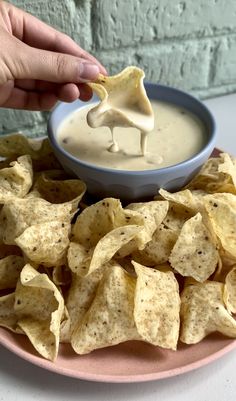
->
[0,1,106,110]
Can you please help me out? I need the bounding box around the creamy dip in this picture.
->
[87,67,154,155]
[57,101,206,171]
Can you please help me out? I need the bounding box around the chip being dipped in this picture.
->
[87,67,154,133]
[87,66,154,156]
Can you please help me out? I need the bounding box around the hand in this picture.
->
[0,1,106,110]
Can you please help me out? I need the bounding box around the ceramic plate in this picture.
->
[0,328,236,383]
[1,148,236,383]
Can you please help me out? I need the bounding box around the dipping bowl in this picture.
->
[47,84,216,201]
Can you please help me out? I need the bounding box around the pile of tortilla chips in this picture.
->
[0,134,236,361]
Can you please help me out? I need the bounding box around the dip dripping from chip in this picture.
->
[87,66,154,156]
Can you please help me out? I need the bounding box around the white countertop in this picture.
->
[204,93,236,155]
[0,93,236,401]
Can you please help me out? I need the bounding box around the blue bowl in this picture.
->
[47,84,216,201]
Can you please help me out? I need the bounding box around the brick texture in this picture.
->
[92,0,236,50]
[0,0,235,135]
[213,35,236,85]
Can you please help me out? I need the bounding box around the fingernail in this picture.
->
[79,63,100,82]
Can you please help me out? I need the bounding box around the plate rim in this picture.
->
[0,330,236,383]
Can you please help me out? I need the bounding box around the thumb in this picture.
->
[15,43,100,83]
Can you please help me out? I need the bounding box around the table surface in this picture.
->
[0,93,236,401]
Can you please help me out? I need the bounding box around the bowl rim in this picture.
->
[47,83,216,176]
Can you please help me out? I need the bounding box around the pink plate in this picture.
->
[1,148,236,383]
[1,328,236,383]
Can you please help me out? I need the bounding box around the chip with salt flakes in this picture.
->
[163,203,193,232]
[132,223,178,266]
[0,155,33,202]
[187,153,236,195]
[203,193,236,260]
[180,281,236,344]
[64,267,107,341]
[169,213,218,282]
[218,153,236,188]
[133,261,180,350]
[117,201,169,258]
[14,264,64,361]
[0,293,19,332]
[68,225,143,276]
[72,198,144,248]
[31,170,86,211]
[159,188,197,211]
[0,133,47,158]
[71,262,138,355]
[0,198,73,245]
[0,134,60,172]
[15,221,70,267]
[224,267,236,314]
[0,255,25,290]
[126,201,169,236]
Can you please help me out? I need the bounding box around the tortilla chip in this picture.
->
[159,188,212,233]
[0,134,59,167]
[133,262,180,350]
[31,170,86,211]
[132,223,178,266]
[60,306,71,343]
[169,213,218,282]
[68,225,142,276]
[65,267,106,340]
[213,253,236,282]
[180,281,236,344]
[52,265,71,286]
[218,153,236,188]
[0,133,43,157]
[117,201,169,259]
[159,188,197,211]
[0,155,33,202]
[88,67,154,132]
[1,198,73,245]
[126,200,169,239]
[0,244,22,258]
[71,263,137,354]
[15,221,70,267]
[187,154,236,194]
[0,158,16,170]
[15,264,64,361]
[0,293,19,332]
[163,202,193,232]
[0,255,25,290]
[32,154,62,172]
[72,198,143,248]
[203,194,236,260]
[224,267,236,314]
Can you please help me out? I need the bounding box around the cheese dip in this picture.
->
[57,100,206,171]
